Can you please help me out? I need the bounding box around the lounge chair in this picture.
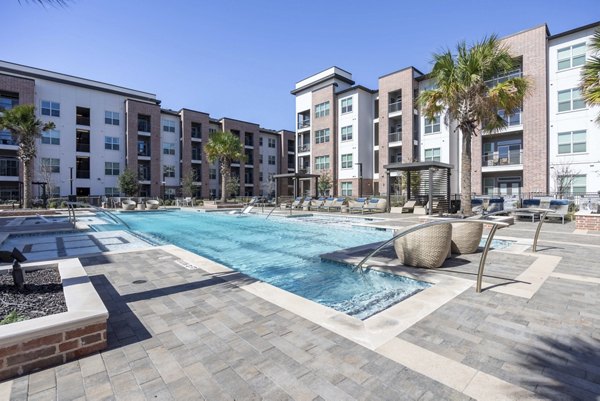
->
[286,196,304,209]
[327,197,346,212]
[122,200,136,210]
[301,196,313,209]
[487,198,504,214]
[471,198,484,214]
[146,200,160,210]
[394,223,452,268]
[348,198,367,213]
[310,197,325,210]
[363,198,387,213]
[401,200,417,213]
[318,197,335,211]
[515,199,541,222]
[547,199,569,224]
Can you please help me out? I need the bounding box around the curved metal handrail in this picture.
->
[480,207,554,252]
[353,219,509,293]
[265,205,278,220]
[67,202,131,230]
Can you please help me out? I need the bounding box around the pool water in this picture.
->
[108,211,431,320]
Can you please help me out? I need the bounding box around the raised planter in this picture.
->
[0,258,108,381]
[575,211,600,231]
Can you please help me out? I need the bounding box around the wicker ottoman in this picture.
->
[450,222,484,254]
[394,223,452,269]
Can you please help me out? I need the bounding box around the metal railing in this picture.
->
[353,219,509,293]
[388,132,402,142]
[388,101,402,113]
[482,149,522,166]
[298,119,310,129]
[298,144,310,153]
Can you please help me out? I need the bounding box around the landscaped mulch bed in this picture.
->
[0,267,67,323]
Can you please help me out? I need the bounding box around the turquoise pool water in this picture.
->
[106,211,430,320]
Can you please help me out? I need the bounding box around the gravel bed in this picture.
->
[0,266,67,323]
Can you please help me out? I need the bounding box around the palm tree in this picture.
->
[580,28,600,124]
[0,104,55,208]
[204,131,245,202]
[419,36,529,215]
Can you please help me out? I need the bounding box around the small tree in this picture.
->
[0,104,55,208]
[181,170,196,198]
[204,131,245,202]
[39,162,57,201]
[552,163,580,198]
[225,175,240,199]
[118,168,139,197]
[317,171,332,196]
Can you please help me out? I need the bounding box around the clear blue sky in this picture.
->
[3,0,599,131]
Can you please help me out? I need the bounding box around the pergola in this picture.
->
[384,161,454,214]
[272,172,321,200]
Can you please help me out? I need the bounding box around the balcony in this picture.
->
[76,170,90,179]
[298,144,310,153]
[388,101,402,113]
[76,116,90,126]
[298,166,310,173]
[482,149,522,167]
[499,109,521,127]
[486,70,522,88]
[0,131,17,146]
[388,131,402,143]
[297,119,310,129]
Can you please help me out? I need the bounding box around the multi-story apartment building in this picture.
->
[293,21,600,198]
[0,60,294,201]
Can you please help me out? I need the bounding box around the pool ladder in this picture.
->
[265,205,278,220]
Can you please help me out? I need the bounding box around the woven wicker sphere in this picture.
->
[394,223,452,269]
[450,222,484,254]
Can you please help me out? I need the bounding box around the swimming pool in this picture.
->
[106,211,431,320]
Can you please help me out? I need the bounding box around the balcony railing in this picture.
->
[388,131,402,143]
[76,117,90,126]
[76,144,90,153]
[76,170,90,179]
[288,163,295,169]
[244,139,254,147]
[0,131,17,146]
[192,152,202,160]
[138,150,151,157]
[138,121,151,132]
[486,70,522,88]
[482,149,522,166]
[298,119,310,129]
[138,174,151,181]
[499,110,521,126]
[298,144,310,153]
[299,167,310,173]
[388,101,402,113]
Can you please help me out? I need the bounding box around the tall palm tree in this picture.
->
[0,104,55,208]
[204,131,245,202]
[419,36,529,215]
[580,28,600,124]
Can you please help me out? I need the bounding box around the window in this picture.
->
[558,88,585,112]
[315,128,330,144]
[191,122,202,138]
[315,101,330,118]
[572,175,586,194]
[341,126,353,141]
[105,111,120,125]
[0,91,18,112]
[76,107,90,126]
[557,43,586,70]
[41,130,60,145]
[209,168,217,179]
[163,142,176,155]
[424,148,441,162]
[41,101,60,117]
[259,137,263,146]
[162,119,176,132]
[104,162,120,176]
[315,155,330,171]
[268,138,276,148]
[41,158,60,173]
[0,159,18,176]
[138,114,151,132]
[341,153,353,169]
[105,187,119,196]
[341,182,352,196]
[259,154,263,164]
[268,155,276,165]
[105,136,120,150]
[558,130,586,154]
[341,97,353,114]
[163,165,175,178]
[424,115,441,134]
[209,127,217,134]
[259,172,263,182]
[76,130,90,153]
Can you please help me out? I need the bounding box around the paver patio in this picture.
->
[1,214,599,400]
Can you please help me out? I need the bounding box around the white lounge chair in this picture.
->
[327,197,346,212]
[547,199,569,224]
[363,198,387,213]
[348,198,367,213]
[318,197,335,211]
[310,197,325,210]
[401,200,417,213]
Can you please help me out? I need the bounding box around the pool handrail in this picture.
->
[353,219,509,293]
[67,201,131,230]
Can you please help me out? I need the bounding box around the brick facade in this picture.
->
[220,118,261,197]
[311,85,337,196]
[180,109,210,198]
[575,213,600,231]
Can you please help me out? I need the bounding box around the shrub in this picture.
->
[0,311,27,325]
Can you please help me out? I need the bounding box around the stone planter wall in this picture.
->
[0,259,108,381]
[575,212,600,231]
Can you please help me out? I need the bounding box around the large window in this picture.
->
[105,187,119,196]
[163,165,175,178]
[268,138,276,148]
[105,111,120,125]
[315,128,330,144]
[341,153,353,169]
[162,119,176,132]
[315,155,330,171]
[424,148,441,162]
[41,158,60,173]
[163,142,176,155]
[560,174,587,195]
[341,182,352,196]
[41,100,60,117]
[41,130,60,145]
[0,159,18,176]
[424,116,441,134]
[104,162,120,176]
[0,91,18,112]
[341,125,353,141]
[558,130,586,154]
[557,43,586,70]
[268,155,276,165]
[558,88,585,112]
[315,102,330,118]
[341,97,353,114]
[209,168,217,179]
[105,136,120,150]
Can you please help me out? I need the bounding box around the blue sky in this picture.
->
[3,0,598,130]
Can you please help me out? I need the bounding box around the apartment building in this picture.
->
[0,60,294,201]
[293,22,600,198]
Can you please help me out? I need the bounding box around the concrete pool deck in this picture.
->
[0,213,599,400]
